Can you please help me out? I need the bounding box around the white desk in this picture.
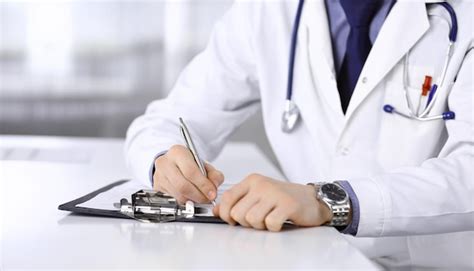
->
[0,136,377,270]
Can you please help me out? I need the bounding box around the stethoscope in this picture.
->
[282,0,458,133]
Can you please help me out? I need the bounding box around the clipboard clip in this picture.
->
[118,190,214,223]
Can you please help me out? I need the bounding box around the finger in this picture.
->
[153,168,166,192]
[229,194,259,227]
[218,182,250,225]
[162,174,188,204]
[205,163,225,188]
[265,207,289,232]
[175,153,217,201]
[213,204,220,217]
[153,156,169,192]
[154,167,176,197]
[165,163,209,203]
[245,201,275,230]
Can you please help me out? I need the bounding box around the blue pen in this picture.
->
[426,84,438,108]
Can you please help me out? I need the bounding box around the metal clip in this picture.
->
[119,190,214,223]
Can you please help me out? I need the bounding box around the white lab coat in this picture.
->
[125,0,473,268]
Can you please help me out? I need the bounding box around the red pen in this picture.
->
[422,76,432,96]
[416,75,432,115]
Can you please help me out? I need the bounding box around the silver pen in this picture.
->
[179,117,216,206]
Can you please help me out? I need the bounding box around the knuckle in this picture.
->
[220,209,232,223]
[265,216,281,232]
[246,173,262,182]
[155,155,167,167]
[221,191,233,204]
[183,167,201,181]
[245,213,258,225]
[204,163,214,171]
[245,173,268,188]
[230,209,246,225]
[175,181,190,195]
[218,172,225,181]
[191,169,205,182]
[168,145,185,156]
[230,209,240,221]
[211,170,225,182]
[194,197,207,204]
[198,179,212,191]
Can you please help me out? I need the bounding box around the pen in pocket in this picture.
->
[416,75,432,115]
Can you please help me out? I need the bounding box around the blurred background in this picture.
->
[0,0,276,163]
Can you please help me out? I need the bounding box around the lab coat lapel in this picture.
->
[300,0,344,116]
[290,0,344,143]
[345,1,430,118]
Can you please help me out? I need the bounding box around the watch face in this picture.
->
[321,183,347,202]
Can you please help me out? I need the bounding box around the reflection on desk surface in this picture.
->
[56,214,362,269]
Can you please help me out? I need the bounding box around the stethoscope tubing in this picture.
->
[388,2,457,121]
[286,0,305,101]
[282,1,457,133]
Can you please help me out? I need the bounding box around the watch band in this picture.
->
[308,182,351,227]
[326,201,351,227]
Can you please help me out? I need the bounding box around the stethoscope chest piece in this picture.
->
[281,99,301,133]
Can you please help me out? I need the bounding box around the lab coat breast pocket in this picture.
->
[376,79,452,170]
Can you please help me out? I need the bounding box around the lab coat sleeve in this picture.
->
[350,46,474,237]
[125,1,260,186]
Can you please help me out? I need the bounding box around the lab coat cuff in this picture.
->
[337,181,360,236]
[125,134,180,188]
[346,178,390,237]
[148,150,168,186]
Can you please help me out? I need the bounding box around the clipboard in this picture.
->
[58,180,224,224]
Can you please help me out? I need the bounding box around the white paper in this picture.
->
[78,180,236,210]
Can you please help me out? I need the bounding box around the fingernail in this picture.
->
[208,190,216,200]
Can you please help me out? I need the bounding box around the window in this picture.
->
[0,0,232,136]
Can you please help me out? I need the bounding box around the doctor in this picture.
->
[126,0,473,267]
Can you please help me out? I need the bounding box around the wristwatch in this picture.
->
[309,182,351,227]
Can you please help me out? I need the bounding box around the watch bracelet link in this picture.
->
[327,203,351,226]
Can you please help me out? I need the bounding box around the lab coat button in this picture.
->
[338,147,350,156]
[361,77,368,84]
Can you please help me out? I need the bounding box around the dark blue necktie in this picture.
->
[337,0,381,113]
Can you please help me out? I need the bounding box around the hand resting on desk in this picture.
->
[213,174,333,232]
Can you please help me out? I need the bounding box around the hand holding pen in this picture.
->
[152,118,224,205]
